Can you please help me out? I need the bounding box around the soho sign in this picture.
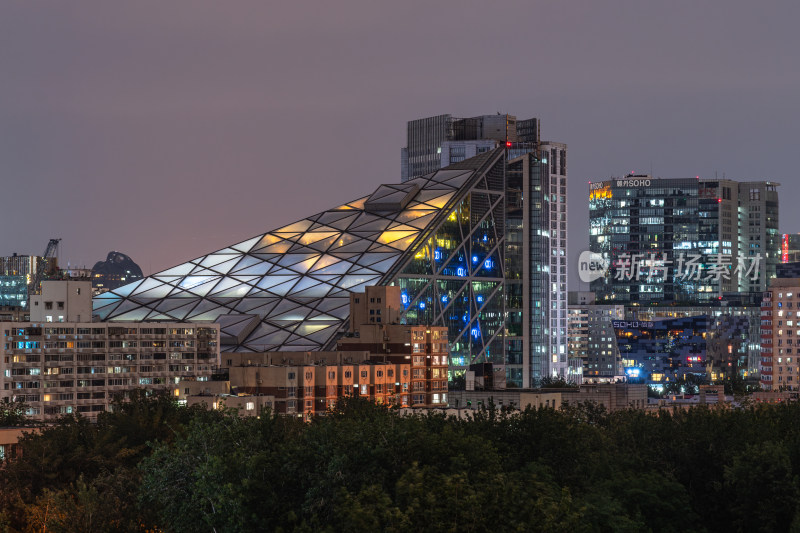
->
[616,179,651,187]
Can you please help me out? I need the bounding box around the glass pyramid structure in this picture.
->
[93,149,509,367]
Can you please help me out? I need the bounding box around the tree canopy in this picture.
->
[3,393,800,531]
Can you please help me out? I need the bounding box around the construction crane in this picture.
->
[27,238,61,301]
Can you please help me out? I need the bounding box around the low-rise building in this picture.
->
[179,350,411,420]
[337,286,449,407]
[446,383,648,413]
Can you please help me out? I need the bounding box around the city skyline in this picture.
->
[3,2,800,284]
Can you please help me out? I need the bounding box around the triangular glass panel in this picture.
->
[311,261,352,275]
[232,262,271,276]
[392,209,437,224]
[152,275,183,285]
[329,238,372,253]
[366,243,402,253]
[199,254,241,269]
[307,274,342,284]
[252,241,293,254]
[356,252,399,267]
[277,254,318,268]
[302,326,338,344]
[292,284,334,298]
[386,235,418,251]
[423,192,455,209]
[274,220,313,234]
[92,301,121,320]
[107,299,144,317]
[206,257,243,275]
[298,231,339,246]
[249,233,281,251]
[186,300,227,319]
[110,280,144,298]
[184,277,223,297]
[338,275,381,290]
[287,256,321,273]
[230,255,263,274]
[270,308,312,322]
[405,212,438,230]
[231,236,262,253]
[305,234,342,252]
[255,275,299,290]
[213,283,253,299]
[263,278,300,296]
[350,218,391,232]
[316,211,359,227]
[130,284,174,300]
[377,230,418,245]
[366,257,400,273]
[235,298,278,313]
[156,297,200,313]
[346,197,368,210]
[312,297,350,312]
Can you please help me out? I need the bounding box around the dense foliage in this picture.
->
[3,393,800,532]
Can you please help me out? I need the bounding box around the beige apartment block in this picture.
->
[1,321,219,421]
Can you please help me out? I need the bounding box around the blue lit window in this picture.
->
[484,258,493,269]
[456,267,466,277]
[472,255,479,263]
[441,295,448,304]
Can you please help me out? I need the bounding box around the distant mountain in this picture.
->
[91,251,144,292]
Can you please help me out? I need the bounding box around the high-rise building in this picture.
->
[0,254,58,308]
[760,266,800,391]
[401,114,540,182]
[94,143,568,388]
[568,292,625,382]
[589,176,780,303]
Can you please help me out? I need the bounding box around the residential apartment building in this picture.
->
[568,292,625,382]
[0,281,219,421]
[760,273,800,390]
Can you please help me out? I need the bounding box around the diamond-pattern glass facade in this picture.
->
[94,151,509,367]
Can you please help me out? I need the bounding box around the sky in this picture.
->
[2,1,799,287]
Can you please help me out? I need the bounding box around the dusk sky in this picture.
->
[3,1,798,286]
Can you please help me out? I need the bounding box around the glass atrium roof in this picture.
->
[93,150,504,353]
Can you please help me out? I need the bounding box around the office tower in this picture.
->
[0,254,57,308]
[589,176,780,303]
[95,143,568,388]
[401,114,540,182]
